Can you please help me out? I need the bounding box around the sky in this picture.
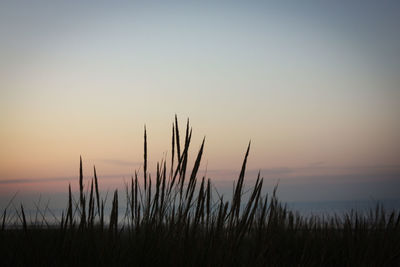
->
[1,1,399,204]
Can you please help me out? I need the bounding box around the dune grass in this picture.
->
[1,116,400,266]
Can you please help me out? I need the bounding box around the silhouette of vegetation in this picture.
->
[1,116,399,266]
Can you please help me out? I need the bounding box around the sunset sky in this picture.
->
[1,1,399,204]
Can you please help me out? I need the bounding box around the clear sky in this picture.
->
[1,1,399,202]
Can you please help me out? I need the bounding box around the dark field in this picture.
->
[1,118,399,266]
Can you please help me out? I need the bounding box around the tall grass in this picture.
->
[1,116,399,266]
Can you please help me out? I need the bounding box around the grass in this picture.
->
[1,116,400,266]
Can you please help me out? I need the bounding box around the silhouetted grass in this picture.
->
[1,116,399,266]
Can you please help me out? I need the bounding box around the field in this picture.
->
[1,118,399,266]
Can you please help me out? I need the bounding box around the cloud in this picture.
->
[99,159,141,167]
[260,167,293,175]
[205,167,293,176]
[308,161,325,166]
[0,173,134,185]
[0,177,73,184]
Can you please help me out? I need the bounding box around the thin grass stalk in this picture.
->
[79,196,86,229]
[134,174,139,228]
[67,183,73,227]
[151,162,161,221]
[100,200,104,231]
[168,148,185,194]
[20,204,27,234]
[109,190,118,235]
[171,123,175,179]
[34,195,41,225]
[179,128,192,188]
[2,208,6,231]
[160,161,167,220]
[175,114,181,161]
[194,177,206,228]
[88,179,94,228]
[130,177,134,228]
[216,198,229,234]
[60,211,65,230]
[258,193,268,232]
[94,166,100,216]
[183,176,197,223]
[238,176,263,243]
[144,125,147,191]
[178,127,192,204]
[79,156,84,210]
[79,156,86,229]
[186,137,205,199]
[143,175,152,222]
[230,141,251,227]
[238,175,261,231]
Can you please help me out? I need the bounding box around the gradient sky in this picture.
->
[1,1,399,203]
